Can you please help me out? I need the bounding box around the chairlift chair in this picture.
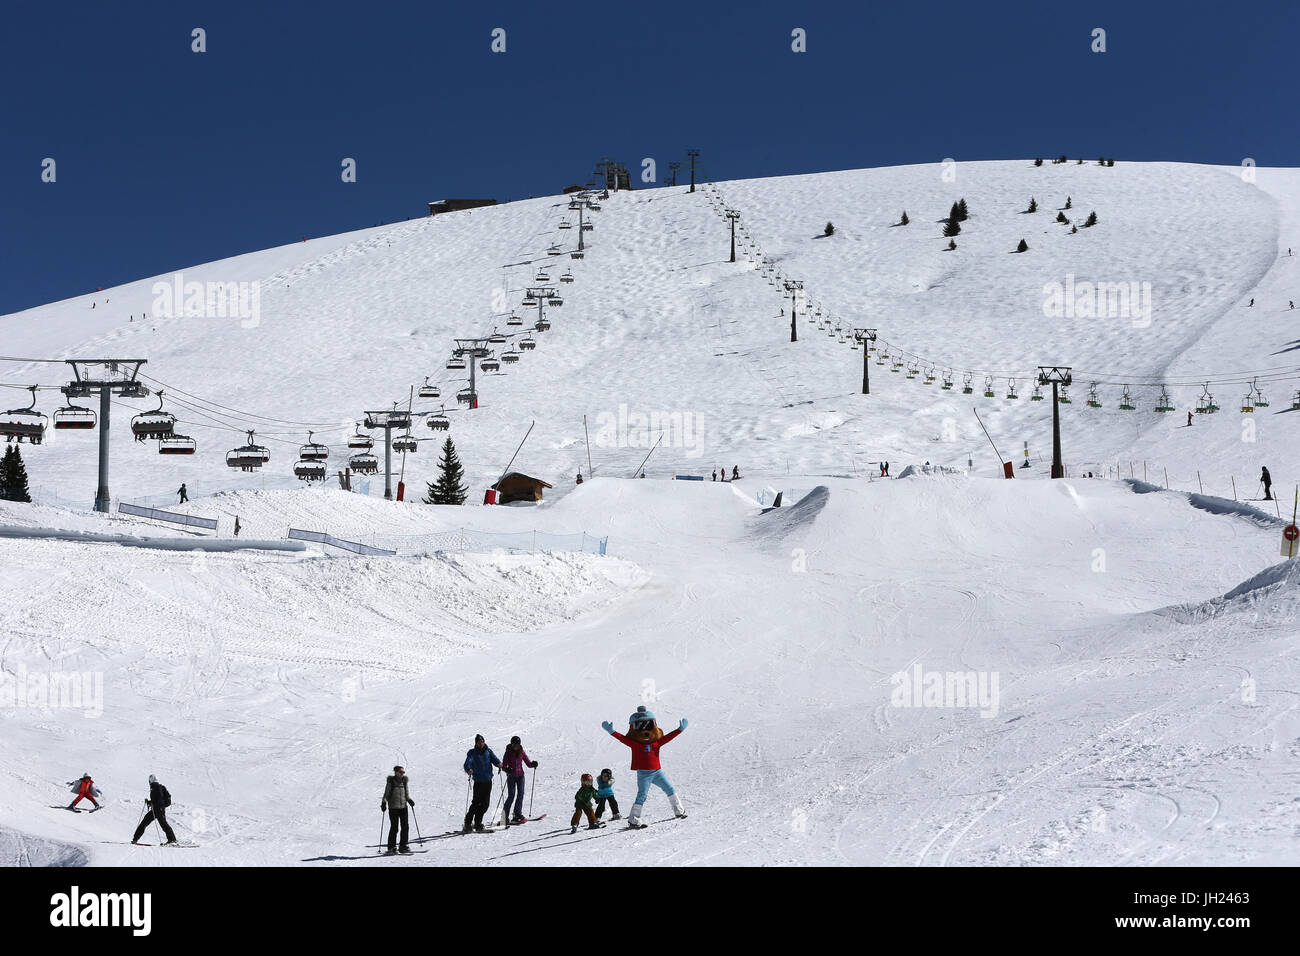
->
[1292,390,1300,411]
[299,431,329,461]
[1086,384,1102,408]
[419,378,441,399]
[548,296,563,306]
[348,453,379,475]
[1196,384,1218,413]
[560,270,574,284]
[941,370,954,390]
[1241,391,1255,413]
[924,366,937,385]
[1119,386,1136,411]
[1057,386,1072,404]
[131,391,177,440]
[519,336,537,351]
[1252,379,1269,407]
[536,318,551,332]
[446,356,467,371]
[488,331,508,345]
[1,386,48,445]
[535,270,551,283]
[547,245,562,256]
[481,357,500,372]
[558,219,572,230]
[53,403,96,430]
[907,362,920,379]
[507,312,524,326]
[962,373,974,395]
[1005,378,1019,399]
[393,434,418,454]
[1030,384,1044,401]
[502,350,520,364]
[427,409,451,431]
[456,388,476,406]
[226,430,270,472]
[294,459,327,482]
[983,376,995,398]
[1154,388,1175,413]
[348,424,374,451]
[158,434,196,455]
[570,251,584,259]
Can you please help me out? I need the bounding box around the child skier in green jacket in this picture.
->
[570,773,603,833]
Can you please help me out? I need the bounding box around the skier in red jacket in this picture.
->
[67,773,101,810]
[601,705,688,828]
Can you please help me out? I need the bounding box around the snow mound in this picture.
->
[1161,557,1300,623]
[0,826,87,867]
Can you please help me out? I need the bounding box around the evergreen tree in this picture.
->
[947,239,957,251]
[1064,196,1072,209]
[1027,197,1037,213]
[957,198,969,221]
[824,221,835,236]
[1071,225,1078,234]
[1084,210,1098,227]
[1016,238,1028,253]
[943,217,961,238]
[424,436,468,505]
[900,211,909,225]
[1,445,32,503]
[1033,158,1043,167]
[1056,211,1068,223]
[1106,158,1115,167]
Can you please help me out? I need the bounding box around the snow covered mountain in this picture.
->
[2,159,1298,866]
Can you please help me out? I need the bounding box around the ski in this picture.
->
[130,842,199,848]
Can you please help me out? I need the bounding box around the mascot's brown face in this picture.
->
[628,718,662,743]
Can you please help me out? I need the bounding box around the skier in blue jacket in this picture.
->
[462,734,502,832]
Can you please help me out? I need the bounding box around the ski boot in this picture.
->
[570,825,578,834]
[626,803,648,829]
[669,794,688,819]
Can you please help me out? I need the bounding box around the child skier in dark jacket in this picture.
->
[595,768,620,820]
[571,773,601,833]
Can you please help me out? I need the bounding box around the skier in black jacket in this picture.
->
[131,774,178,845]
[1261,466,1273,501]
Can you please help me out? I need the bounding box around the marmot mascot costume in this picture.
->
[601,704,688,828]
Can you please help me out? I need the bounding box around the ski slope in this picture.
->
[2,160,1299,866]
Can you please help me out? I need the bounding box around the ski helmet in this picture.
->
[600,768,612,777]
[510,735,521,746]
[148,774,157,784]
[581,773,593,782]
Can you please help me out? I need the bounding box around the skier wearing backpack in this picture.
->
[131,774,178,845]
[499,736,538,825]
[66,773,101,811]
[380,765,414,853]
[462,734,501,832]
[600,704,688,829]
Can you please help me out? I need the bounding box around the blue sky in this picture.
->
[2,0,1295,314]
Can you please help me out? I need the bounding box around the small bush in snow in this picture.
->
[1027,197,1037,213]
[1034,158,1043,167]
[824,221,835,236]
[947,239,956,251]
[1056,211,1069,224]
[1065,196,1072,209]
[1016,238,1028,253]
[900,211,909,225]
[1084,211,1097,227]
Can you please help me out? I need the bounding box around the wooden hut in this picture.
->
[491,472,553,504]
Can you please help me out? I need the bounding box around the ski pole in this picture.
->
[492,768,507,826]
[528,764,536,819]
[380,809,385,848]
[410,804,422,842]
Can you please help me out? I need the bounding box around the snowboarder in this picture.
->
[233,516,241,537]
[1261,466,1273,501]
[570,773,602,833]
[66,773,101,811]
[131,774,178,845]
[575,472,583,485]
[177,483,188,504]
[462,734,501,832]
[500,736,538,825]
[732,465,740,480]
[380,765,413,853]
[595,768,620,821]
[600,705,688,828]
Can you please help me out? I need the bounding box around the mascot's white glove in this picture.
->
[601,721,614,734]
